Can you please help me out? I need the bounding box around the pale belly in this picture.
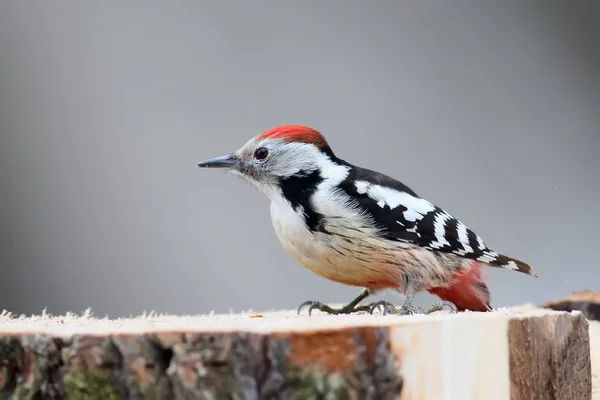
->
[269,197,459,290]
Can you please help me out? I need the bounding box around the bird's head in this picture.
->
[198,125,340,198]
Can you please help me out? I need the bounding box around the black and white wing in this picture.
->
[338,165,534,276]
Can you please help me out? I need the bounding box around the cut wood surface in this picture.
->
[0,307,592,400]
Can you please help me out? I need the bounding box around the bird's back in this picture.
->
[334,161,534,276]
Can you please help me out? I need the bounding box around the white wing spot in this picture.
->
[505,260,519,270]
[355,181,369,194]
[354,181,435,221]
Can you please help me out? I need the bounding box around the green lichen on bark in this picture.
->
[64,366,122,400]
[285,367,354,400]
[61,335,123,400]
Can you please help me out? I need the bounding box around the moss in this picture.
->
[64,366,123,400]
[12,386,31,399]
[287,367,352,400]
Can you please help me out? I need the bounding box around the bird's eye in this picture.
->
[254,147,269,160]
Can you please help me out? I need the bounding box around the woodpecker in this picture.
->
[197,125,536,315]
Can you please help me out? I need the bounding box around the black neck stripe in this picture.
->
[279,169,327,233]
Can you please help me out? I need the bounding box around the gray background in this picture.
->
[0,1,598,317]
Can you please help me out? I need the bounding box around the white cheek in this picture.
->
[230,169,279,199]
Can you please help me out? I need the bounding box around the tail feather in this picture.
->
[489,254,536,277]
[428,262,492,312]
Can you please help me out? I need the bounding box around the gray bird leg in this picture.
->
[370,284,457,316]
[297,288,378,316]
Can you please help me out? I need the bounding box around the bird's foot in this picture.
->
[369,301,423,315]
[297,300,373,316]
[370,300,457,316]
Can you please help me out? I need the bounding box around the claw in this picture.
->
[369,301,389,314]
[297,300,325,316]
[297,300,337,316]
[440,301,458,313]
[297,300,317,315]
[445,301,458,313]
[308,303,322,316]
[369,301,403,315]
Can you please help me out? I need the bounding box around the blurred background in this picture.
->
[0,1,598,318]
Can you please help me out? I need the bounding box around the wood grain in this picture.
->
[509,312,591,400]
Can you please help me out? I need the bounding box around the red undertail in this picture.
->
[427,262,491,312]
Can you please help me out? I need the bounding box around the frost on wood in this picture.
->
[0,308,592,399]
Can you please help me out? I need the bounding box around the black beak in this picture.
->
[197,154,239,169]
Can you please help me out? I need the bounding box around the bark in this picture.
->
[541,290,600,321]
[0,308,591,399]
[541,291,600,399]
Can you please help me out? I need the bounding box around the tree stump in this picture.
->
[541,290,600,322]
[540,290,600,400]
[0,307,591,399]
